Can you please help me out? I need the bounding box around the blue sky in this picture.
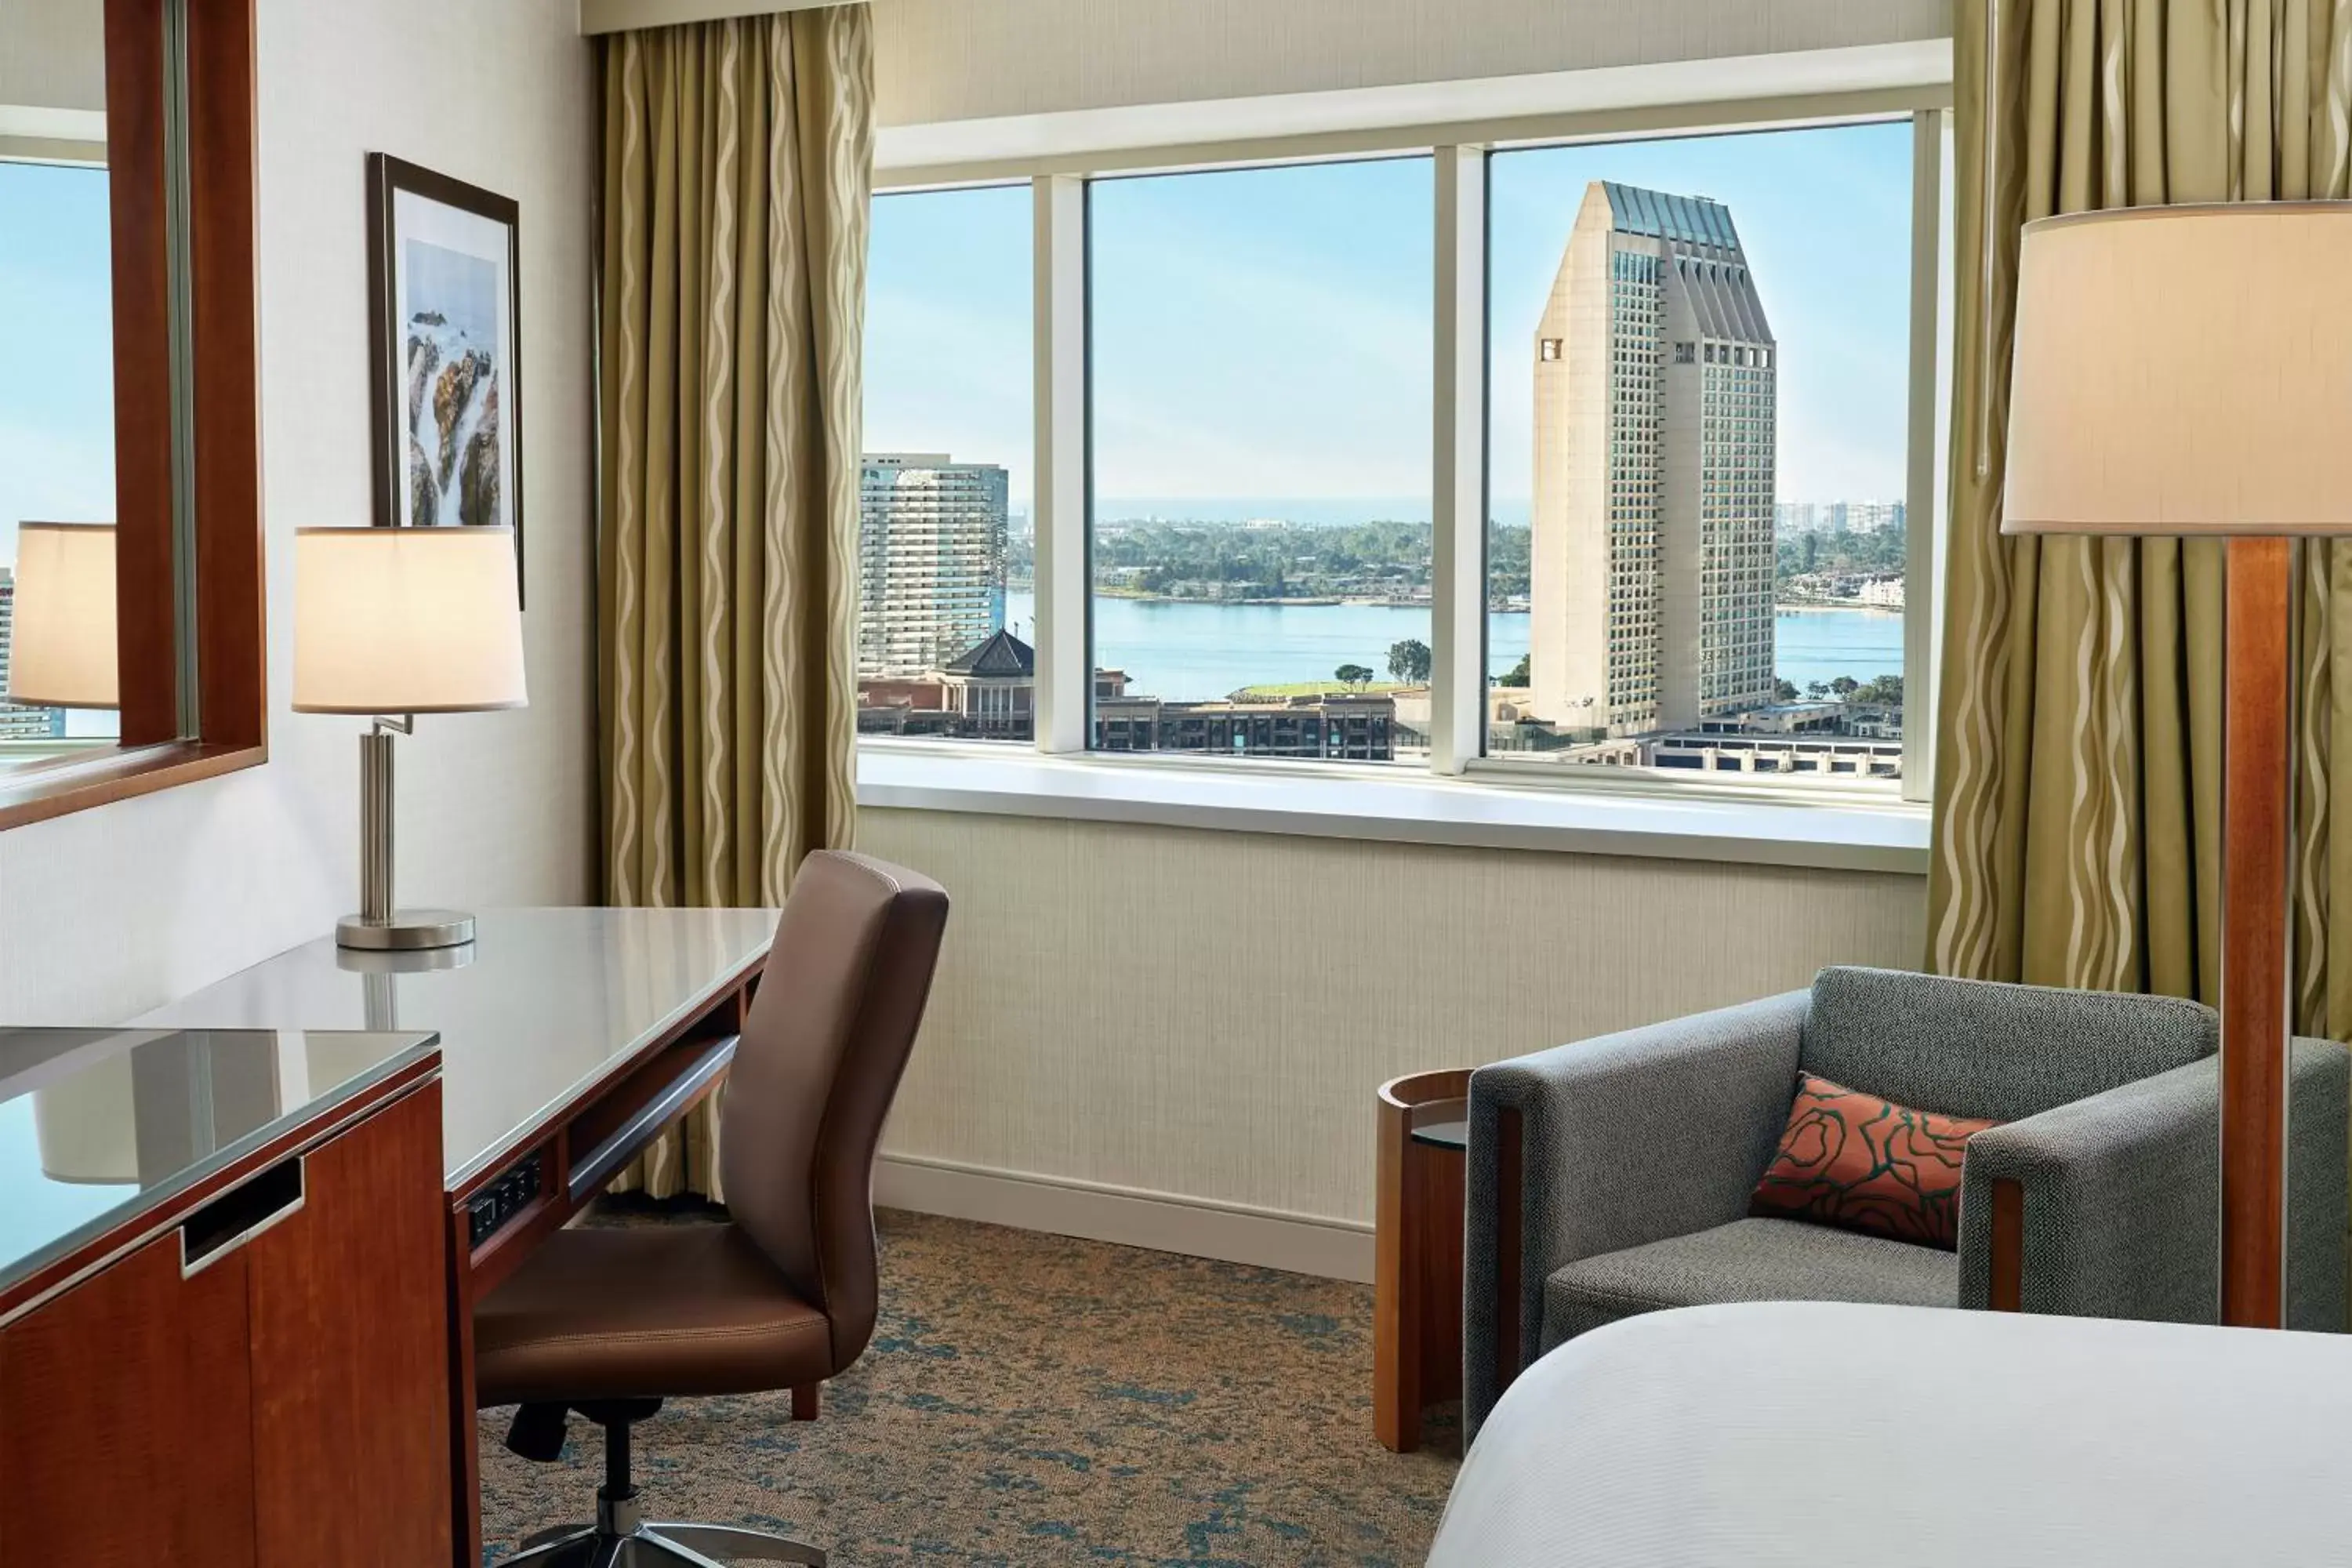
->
[862,118,1916,521]
[0,162,116,571]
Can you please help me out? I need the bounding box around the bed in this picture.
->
[1428,1301,2352,1567]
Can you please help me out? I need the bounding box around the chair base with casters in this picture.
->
[492,1399,824,1567]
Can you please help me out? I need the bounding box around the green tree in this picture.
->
[1773,678,1798,702]
[1498,653,1532,688]
[1387,637,1433,684]
[1830,675,1860,697]
[1807,681,1830,700]
[1335,663,1375,689]
[1855,673,1904,706]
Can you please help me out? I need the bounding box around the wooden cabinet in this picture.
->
[249,1082,451,1565]
[0,1229,258,1566]
[0,1079,449,1567]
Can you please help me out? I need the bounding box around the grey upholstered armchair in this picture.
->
[1462,966,2350,1435]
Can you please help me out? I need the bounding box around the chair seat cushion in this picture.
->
[1544,1218,1958,1346]
[474,1221,833,1407]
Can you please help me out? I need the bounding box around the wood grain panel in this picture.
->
[0,1230,256,1567]
[184,0,267,750]
[247,1082,452,1566]
[101,0,179,745]
[2222,537,2292,1330]
[1374,1069,1469,1453]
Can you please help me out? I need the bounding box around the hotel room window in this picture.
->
[1087,156,1434,765]
[0,156,119,768]
[858,183,1032,744]
[1487,121,1918,784]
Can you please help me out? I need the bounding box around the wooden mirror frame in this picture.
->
[0,0,264,832]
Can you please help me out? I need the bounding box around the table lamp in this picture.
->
[293,526,525,951]
[7,522,118,709]
[2002,201,2352,1329]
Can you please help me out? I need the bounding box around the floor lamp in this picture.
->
[2002,201,2352,1328]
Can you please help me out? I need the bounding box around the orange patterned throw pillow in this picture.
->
[1748,1073,1999,1250]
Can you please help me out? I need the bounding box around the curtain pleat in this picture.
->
[1930,0,2352,1036]
[595,7,872,1200]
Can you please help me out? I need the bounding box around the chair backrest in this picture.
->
[1800,965,2215,1123]
[720,851,949,1371]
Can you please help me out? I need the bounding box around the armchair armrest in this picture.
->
[1463,991,1806,1435]
[1957,1038,2348,1331]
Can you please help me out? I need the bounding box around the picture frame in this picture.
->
[365,154,524,605]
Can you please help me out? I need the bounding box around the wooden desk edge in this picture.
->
[0,1047,443,1329]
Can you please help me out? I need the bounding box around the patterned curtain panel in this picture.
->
[1930,0,2352,1033]
[596,7,872,1199]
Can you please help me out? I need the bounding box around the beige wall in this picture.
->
[0,0,593,1022]
[861,808,1927,1230]
[870,0,1954,126]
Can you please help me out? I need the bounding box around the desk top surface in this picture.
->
[0,1026,434,1302]
[134,907,779,1188]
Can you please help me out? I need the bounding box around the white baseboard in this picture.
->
[873,1153,1375,1283]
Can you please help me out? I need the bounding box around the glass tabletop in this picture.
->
[0,1026,434,1298]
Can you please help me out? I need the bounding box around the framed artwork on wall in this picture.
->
[365,154,524,604]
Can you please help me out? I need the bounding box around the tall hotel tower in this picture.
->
[1529,182,1777,735]
[858,452,1011,676]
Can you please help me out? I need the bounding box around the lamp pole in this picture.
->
[2220,536,2292,1328]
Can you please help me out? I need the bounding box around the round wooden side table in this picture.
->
[1374,1069,1470,1453]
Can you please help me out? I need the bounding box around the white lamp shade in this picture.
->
[2003,201,2352,536]
[293,527,527,714]
[7,522,118,709]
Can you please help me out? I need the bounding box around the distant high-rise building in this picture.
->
[0,567,68,742]
[1776,500,1818,536]
[858,453,1009,677]
[1530,182,1777,737]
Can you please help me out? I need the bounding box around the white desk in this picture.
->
[136,906,779,1567]
[137,907,778,1187]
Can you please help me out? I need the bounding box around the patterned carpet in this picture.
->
[478,1204,1461,1566]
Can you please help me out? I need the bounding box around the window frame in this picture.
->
[866,49,1954,815]
[0,0,267,833]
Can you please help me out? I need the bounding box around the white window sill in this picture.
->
[857,742,1929,875]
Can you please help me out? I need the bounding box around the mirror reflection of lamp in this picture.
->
[6,522,118,710]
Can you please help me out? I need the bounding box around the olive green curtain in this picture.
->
[596,7,872,1199]
[1929,0,2352,1037]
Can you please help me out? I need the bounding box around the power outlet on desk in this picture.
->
[467,1152,543,1248]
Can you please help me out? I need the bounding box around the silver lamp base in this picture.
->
[336,909,476,951]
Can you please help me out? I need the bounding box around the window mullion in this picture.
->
[1900,108,1947,801]
[1033,173,1090,753]
[1431,144,1487,775]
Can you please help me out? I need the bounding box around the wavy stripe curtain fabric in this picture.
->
[1930,0,2352,1035]
[597,7,872,1199]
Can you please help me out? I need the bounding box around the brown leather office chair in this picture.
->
[476,851,949,1567]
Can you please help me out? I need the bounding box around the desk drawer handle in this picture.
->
[180,1155,306,1276]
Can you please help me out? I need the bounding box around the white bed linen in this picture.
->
[1428,1301,2352,1568]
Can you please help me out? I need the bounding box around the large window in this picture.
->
[1087,158,1433,764]
[858,98,1946,803]
[0,154,118,764]
[857,184,1033,743]
[1486,122,1919,783]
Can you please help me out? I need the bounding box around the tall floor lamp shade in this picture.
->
[2002,201,2352,1328]
[293,527,525,951]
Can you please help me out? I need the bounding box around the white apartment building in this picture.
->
[1530,182,1778,736]
[857,453,1010,677]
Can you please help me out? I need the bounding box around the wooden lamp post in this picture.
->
[2002,202,2352,1327]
